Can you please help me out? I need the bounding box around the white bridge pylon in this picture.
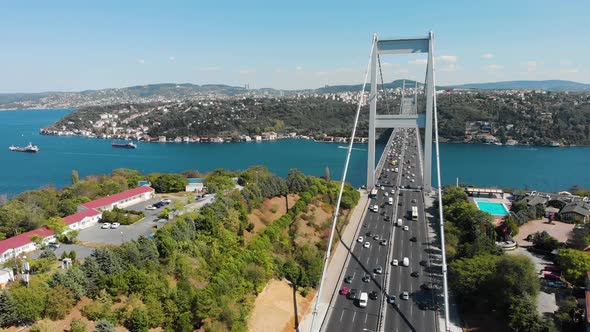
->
[367,32,436,191]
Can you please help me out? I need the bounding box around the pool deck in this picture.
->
[469,193,513,225]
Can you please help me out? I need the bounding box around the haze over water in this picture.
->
[1,109,590,196]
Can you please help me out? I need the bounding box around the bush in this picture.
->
[94,319,116,332]
[71,319,87,332]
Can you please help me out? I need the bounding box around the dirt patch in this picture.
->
[514,218,575,246]
[245,195,299,239]
[294,200,332,246]
[247,279,315,332]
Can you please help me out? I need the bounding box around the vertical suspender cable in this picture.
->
[309,34,377,332]
[431,42,451,331]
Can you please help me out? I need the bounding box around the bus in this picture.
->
[369,188,378,199]
[411,206,418,221]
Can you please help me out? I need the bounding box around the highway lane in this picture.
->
[324,129,412,332]
[383,128,437,332]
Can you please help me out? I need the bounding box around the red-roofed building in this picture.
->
[79,186,154,212]
[63,208,102,230]
[0,227,55,263]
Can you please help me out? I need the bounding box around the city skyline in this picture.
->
[1,0,588,93]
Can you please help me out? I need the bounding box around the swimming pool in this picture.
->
[475,199,510,216]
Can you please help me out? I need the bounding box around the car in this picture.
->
[391,259,399,266]
[340,286,349,295]
[384,215,391,221]
[145,205,157,210]
[401,292,409,300]
[362,274,370,282]
[419,260,428,267]
[410,236,417,242]
[390,189,395,194]
[380,240,388,246]
[398,202,403,206]
[358,292,368,308]
[399,192,403,196]
[110,222,121,229]
[373,234,380,241]
[161,198,172,204]
[411,199,417,203]
[388,295,396,304]
[411,179,415,183]
[411,271,420,278]
[369,290,378,300]
[384,192,389,197]
[47,242,60,249]
[153,202,165,208]
[547,281,566,288]
[364,242,370,248]
[375,265,383,274]
[357,236,364,243]
[366,231,373,237]
[101,222,111,229]
[402,257,409,266]
[347,288,358,300]
[344,275,353,283]
[380,186,385,190]
[421,283,433,291]
[403,226,409,231]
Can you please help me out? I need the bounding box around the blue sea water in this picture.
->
[1,109,590,196]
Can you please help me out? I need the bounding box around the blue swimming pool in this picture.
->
[475,199,510,216]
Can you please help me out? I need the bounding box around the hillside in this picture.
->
[451,80,590,91]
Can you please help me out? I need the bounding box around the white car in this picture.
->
[364,242,370,248]
[357,236,364,243]
[401,292,409,300]
[110,222,121,229]
[101,223,111,229]
[161,198,172,203]
[391,259,399,266]
[390,189,395,194]
[384,192,389,197]
[380,186,385,191]
[403,226,409,231]
[145,205,156,210]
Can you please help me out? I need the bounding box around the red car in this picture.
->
[544,266,561,273]
[543,273,561,281]
[340,286,349,295]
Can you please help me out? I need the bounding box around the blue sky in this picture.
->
[0,0,588,92]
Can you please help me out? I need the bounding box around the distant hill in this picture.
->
[316,79,424,94]
[451,80,590,91]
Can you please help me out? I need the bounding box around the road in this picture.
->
[323,128,438,332]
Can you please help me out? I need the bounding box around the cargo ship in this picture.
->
[9,143,40,153]
[112,141,137,149]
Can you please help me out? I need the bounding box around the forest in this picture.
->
[0,167,360,332]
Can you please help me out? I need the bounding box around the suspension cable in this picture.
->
[309,34,377,332]
[377,54,392,114]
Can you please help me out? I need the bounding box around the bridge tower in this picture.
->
[367,32,436,191]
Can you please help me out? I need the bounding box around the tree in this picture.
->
[125,307,150,332]
[94,319,116,332]
[287,169,309,193]
[530,231,559,251]
[0,291,18,327]
[44,285,76,320]
[152,174,187,193]
[72,170,79,184]
[559,249,590,286]
[10,283,47,324]
[449,255,498,306]
[70,319,87,332]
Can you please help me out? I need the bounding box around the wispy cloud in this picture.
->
[525,61,538,72]
[560,68,579,74]
[296,65,303,71]
[485,64,503,73]
[559,59,573,66]
[439,63,457,72]
[381,62,394,67]
[408,59,427,65]
[438,55,457,63]
[239,69,256,75]
[197,66,219,72]
[138,59,145,65]
[169,56,176,62]
[481,53,494,59]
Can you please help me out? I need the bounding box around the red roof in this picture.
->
[81,186,154,210]
[62,208,102,225]
[0,227,54,255]
[586,290,590,323]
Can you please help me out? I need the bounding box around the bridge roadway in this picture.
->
[323,128,437,332]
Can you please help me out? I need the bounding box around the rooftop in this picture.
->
[0,227,54,255]
[62,208,102,225]
[81,185,154,210]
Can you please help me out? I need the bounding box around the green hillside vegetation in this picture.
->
[0,167,360,331]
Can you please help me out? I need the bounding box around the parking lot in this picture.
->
[76,197,171,245]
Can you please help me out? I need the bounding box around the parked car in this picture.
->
[547,281,566,288]
[161,198,172,203]
[101,223,111,229]
[543,273,561,281]
[47,242,60,249]
[145,205,157,210]
[110,222,121,229]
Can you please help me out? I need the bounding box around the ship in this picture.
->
[112,141,137,149]
[9,142,40,153]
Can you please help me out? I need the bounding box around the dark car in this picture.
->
[409,236,417,242]
[366,231,373,237]
[411,271,420,278]
[153,201,165,208]
[384,215,391,221]
[388,295,396,304]
[347,288,358,300]
[369,290,378,300]
[362,274,370,283]
[419,260,428,267]
[344,275,353,283]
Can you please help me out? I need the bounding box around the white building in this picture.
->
[0,227,55,263]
